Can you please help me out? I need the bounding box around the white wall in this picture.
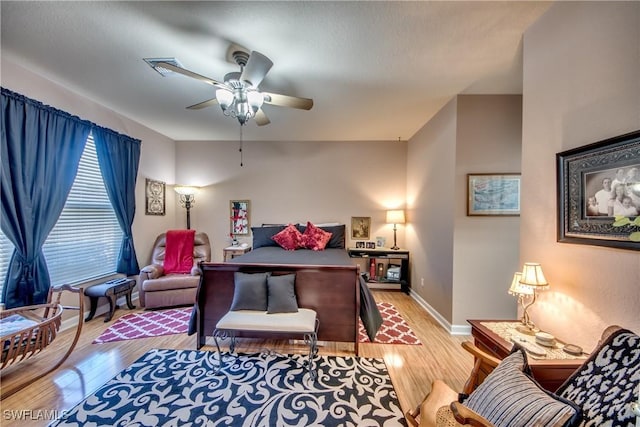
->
[521,1,640,349]
[175,139,407,261]
[1,58,178,269]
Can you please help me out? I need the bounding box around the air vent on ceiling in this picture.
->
[143,57,184,77]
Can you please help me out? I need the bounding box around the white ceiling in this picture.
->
[1,1,551,142]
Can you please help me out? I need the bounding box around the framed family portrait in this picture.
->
[230,200,250,235]
[351,217,371,240]
[467,174,521,216]
[145,178,165,216]
[557,130,640,250]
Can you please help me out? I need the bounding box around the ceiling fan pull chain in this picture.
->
[239,127,243,167]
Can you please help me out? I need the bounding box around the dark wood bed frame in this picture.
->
[194,262,361,355]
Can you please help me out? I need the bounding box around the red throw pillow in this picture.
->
[301,222,333,251]
[271,224,303,251]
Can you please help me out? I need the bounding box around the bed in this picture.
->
[189,223,382,355]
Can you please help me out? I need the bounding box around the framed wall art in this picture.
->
[557,130,640,250]
[351,217,371,240]
[230,200,250,235]
[467,174,521,216]
[145,178,165,216]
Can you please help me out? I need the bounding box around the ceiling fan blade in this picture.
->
[156,61,227,90]
[263,92,313,110]
[186,98,219,110]
[240,51,273,87]
[254,108,271,126]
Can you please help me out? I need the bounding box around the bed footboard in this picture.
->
[194,262,361,355]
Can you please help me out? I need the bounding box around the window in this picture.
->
[0,134,122,300]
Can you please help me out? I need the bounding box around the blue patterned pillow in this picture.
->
[557,328,640,427]
[462,348,582,427]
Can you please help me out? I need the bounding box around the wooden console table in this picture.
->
[468,319,586,392]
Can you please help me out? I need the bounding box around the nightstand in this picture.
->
[223,245,251,261]
[468,320,587,392]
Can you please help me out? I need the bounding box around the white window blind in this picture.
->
[0,133,122,300]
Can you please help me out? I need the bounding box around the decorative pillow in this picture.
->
[251,225,285,249]
[230,272,270,311]
[267,274,298,314]
[297,224,345,248]
[300,222,333,251]
[557,328,640,427]
[271,224,303,251]
[462,348,582,427]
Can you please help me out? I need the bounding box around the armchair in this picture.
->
[138,232,211,309]
[406,326,640,427]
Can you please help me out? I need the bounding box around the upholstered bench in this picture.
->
[213,308,319,378]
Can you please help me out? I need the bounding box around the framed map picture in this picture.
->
[467,174,521,216]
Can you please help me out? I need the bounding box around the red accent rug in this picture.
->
[359,302,422,345]
[93,308,192,344]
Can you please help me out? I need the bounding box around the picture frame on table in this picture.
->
[467,174,521,216]
[557,130,640,250]
[355,241,365,249]
[351,216,371,239]
[145,178,165,216]
[375,236,386,248]
[230,200,250,235]
[365,242,376,249]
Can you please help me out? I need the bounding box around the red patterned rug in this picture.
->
[359,302,422,345]
[93,308,192,344]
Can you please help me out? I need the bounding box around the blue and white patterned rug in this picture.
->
[50,349,407,426]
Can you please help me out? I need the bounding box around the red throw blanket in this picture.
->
[164,229,196,274]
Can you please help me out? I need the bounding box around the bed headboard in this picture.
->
[251,223,346,249]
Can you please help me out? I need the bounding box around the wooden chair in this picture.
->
[405,341,500,427]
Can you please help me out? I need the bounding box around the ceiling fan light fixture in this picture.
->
[216,88,234,111]
[247,90,264,113]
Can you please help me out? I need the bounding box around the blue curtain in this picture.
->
[1,88,92,308]
[93,128,141,275]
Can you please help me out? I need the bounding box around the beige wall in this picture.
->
[521,2,640,349]
[407,95,523,330]
[453,95,522,324]
[1,58,178,270]
[175,139,407,261]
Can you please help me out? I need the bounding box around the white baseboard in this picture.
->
[408,289,472,336]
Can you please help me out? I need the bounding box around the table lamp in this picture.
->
[514,262,549,335]
[386,209,405,250]
[508,272,534,332]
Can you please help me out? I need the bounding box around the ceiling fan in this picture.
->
[144,47,313,126]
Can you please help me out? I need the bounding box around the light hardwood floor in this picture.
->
[0,290,473,426]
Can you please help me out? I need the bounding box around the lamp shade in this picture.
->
[386,210,405,224]
[519,263,549,288]
[508,272,534,296]
[174,186,199,196]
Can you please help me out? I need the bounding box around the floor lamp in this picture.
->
[174,186,198,229]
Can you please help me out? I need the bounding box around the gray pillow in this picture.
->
[230,272,270,311]
[267,274,298,313]
[251,226,285,249]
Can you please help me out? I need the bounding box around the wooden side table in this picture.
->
[223,245,251,261]
[468,319,586,392]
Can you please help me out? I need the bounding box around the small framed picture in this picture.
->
[351,217,371,239]
[145,178,165,216]
[375,236,386,247]
[230,200,250,235]
[365,242,376,249]
[355,241,365,249]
